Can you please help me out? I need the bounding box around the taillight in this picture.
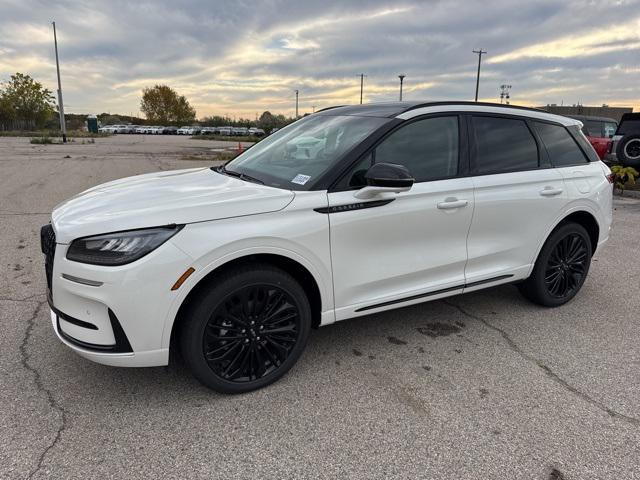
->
[606,173,615,184]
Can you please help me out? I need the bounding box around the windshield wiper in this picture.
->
[215,165,264,185]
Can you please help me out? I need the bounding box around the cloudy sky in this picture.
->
[1,0,638,119]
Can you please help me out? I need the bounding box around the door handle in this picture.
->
[539,187,563,197]
[437,199,468,210]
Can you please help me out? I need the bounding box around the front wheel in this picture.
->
[180,264,311,394]
[518,222,592,307]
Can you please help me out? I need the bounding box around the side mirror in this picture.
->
[354,163,414,199]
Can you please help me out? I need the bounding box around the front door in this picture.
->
[326,115,474,320]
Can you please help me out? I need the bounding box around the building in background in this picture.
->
[539,104,633,122]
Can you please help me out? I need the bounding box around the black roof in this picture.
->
[620,112,640,123]
[316,101,547,118]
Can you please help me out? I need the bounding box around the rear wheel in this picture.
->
[518,223,592,307]
[180,264,311,394]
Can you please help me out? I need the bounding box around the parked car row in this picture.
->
[98,124,265,137]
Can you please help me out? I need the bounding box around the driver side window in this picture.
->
[339,116,460,188]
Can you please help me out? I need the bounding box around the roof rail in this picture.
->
[401,101,547,115]
[314,105,347,113]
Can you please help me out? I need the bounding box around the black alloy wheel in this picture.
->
[180,264,311,393]
[203,284,300,383]
[518,222,592,307]
[543,233,588,298]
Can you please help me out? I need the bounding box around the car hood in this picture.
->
[51,167,294,243]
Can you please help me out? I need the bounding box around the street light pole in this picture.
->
[398,74,406,101]
[52,21,67,142]
[358,74,366,104]
[295,89,299,118]
[472,49,487,102]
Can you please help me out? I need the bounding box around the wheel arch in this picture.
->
[559,210,599,254]
[530,208,600,271]
[168,253,325,360]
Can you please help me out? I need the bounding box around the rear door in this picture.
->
[327,115,474,319]
[533,122,608,241]
[465,114,567,287]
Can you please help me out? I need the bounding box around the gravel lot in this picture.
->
[1,135,639,479]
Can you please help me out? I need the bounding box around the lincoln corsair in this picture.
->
[41,102,613,393]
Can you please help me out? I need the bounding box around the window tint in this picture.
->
[534,122,588,166]
[471,116,539,174]
[373,116,459,182]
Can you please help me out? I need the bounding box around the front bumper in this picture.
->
[47,234,194,367]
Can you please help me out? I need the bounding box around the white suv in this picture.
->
[42,102,613,393]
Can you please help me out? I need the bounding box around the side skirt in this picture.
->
[354,274,514,313]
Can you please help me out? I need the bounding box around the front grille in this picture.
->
[40,224,56,291]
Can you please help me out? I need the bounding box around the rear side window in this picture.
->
[471,116,539,174]
[582,120,602,137]
[534,122,589,166]
[374,116,459,182]
[603,122,617,138]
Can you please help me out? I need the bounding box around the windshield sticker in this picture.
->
[291,174,311,185]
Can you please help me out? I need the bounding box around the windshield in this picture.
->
[223,114,389,190]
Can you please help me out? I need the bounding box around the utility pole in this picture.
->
[295,90,299,118]
[472,49,486,102]
[398,74,406,101]
[499,84,512,104]
[52,21,67,142]
[312,105,316,113]
[358,74,366,104]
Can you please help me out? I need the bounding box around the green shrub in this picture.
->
[610,165,639,194]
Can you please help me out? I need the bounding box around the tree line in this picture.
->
[141,85,295,132]
[0,75,296,133]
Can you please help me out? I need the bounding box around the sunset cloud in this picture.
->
[1,0,638,118]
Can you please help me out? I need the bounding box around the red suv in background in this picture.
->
[569,115,617,160]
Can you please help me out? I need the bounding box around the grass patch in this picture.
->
[180,150,239,162]
[1,130,110,138]
[30,136,54,144]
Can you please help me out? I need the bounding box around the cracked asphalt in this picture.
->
[1,135,640,479]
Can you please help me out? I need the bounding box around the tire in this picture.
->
[180,264,311,394]
[518,222,592,307]
[615,134,640,168]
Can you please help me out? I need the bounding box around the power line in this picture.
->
[472,49,487,102]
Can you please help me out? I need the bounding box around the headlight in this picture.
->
[66,225,183,266]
